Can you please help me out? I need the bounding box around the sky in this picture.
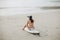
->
[0,0,60,7]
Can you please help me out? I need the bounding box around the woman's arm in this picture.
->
[22,21,29,30]
[22,25,26,30]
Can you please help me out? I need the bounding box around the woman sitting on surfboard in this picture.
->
[22,16,40,36]
[23,16,35,30]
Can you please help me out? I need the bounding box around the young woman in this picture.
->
[23,16,35,30]
[22,16,40,36]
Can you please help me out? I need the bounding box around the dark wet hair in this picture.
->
[27,16,34,23]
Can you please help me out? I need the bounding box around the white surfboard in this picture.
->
[24,27,40,36]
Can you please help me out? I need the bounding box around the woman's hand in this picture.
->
[22,25,26,30]
[22,28,25,30]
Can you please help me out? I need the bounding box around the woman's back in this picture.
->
[27,20,34,28]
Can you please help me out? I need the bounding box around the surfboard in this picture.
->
[24,27,40,36]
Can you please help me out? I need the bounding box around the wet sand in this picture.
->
[0,11,60,40]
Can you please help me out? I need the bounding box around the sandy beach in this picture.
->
[0,10,60,40]
[0,0,60,40]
